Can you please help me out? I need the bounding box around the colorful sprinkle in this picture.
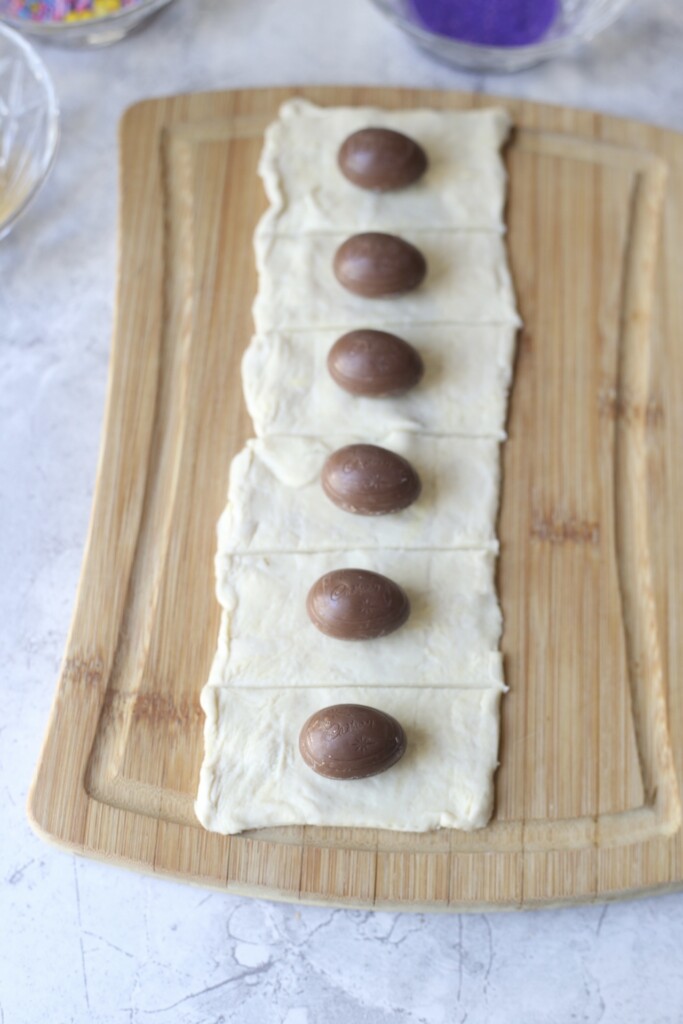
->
[2,0,142,21]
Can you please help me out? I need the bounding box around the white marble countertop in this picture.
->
[2,0,683,1020]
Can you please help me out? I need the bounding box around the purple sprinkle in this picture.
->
[410,0,560,47]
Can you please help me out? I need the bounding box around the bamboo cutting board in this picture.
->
[29,87,683,910]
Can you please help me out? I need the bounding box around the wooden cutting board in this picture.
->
[29,87,683,911]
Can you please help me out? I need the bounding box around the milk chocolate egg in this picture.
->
[306,568,410,640]
[322,443,421,515]
[333,232,427,298]
[299,703,407,780]
[337,127,427,192]
[327,329,424,397]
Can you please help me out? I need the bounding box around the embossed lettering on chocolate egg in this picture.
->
[333,232,427,298]
[299,703,407,780]
[337,127,428,192]
[327,329,424,397]
[321,443,421,516]
[306,568,410,640]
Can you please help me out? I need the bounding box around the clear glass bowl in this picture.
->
[369,0,633,72]
[0,22,58,240]
[0,0,177,48]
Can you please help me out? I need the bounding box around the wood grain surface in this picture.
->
[28,86,683,910]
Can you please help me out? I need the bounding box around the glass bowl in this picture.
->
[0,22,58,240]
[0,0,178,48]
[369,0,633,72]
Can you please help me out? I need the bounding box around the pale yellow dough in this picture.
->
[219,433,501,554]
[211,550,504,690]
[196,686,502,834]
[253,231,521,333]
[241,325,517,439]
[195,101,518,837]
[256,99,511,235]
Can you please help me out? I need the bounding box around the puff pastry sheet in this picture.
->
[196,101,518,836]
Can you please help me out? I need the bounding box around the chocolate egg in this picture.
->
[322,443,421,515]
[299,703,407,780]
[306,568,410,640]
[333,232,427,298]
[327,329,424,397]
[337,127,427,192]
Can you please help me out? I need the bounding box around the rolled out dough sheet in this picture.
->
[256,99,511,235]
[196,103,518,836]
[212,549,504,690]
[195,685,502,834]
[219,433,501,554]
[252,231,521,333]
[241,325,517,439]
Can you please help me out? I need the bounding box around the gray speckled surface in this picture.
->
[2,0,683,1020]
